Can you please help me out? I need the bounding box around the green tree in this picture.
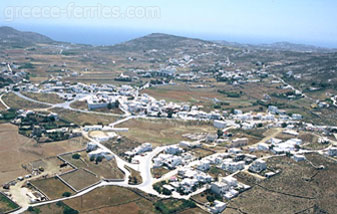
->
[62,192,72,197]
[72,154,80,159]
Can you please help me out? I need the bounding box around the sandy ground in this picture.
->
[0,123,86,185]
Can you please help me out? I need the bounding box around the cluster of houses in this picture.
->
[125,143,153,157]
[0,63,28,87]
[9,110,80,142]
[86,143,114,161]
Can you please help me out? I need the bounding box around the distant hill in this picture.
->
[0,26,54,47]
[111,33,213,52]
[215,40,335,53]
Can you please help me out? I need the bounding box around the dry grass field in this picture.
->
[30,177,75,200]
[64,186,147,212]
[24,186,157,214]
[0,123,86,185]
[22,92,64,104]
[25,157,73,175]
[51,108,121,126]
[60,169,100,191]
[116,118,216,146]
[60,151,124,180]
[224,153,337,214]
[69,100,87,110]
[143,84,252,112]
[0,100,7,111]
[2,93,49,109]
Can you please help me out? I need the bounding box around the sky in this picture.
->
[0,0,337,47]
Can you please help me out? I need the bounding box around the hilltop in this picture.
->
[110,33,214,52]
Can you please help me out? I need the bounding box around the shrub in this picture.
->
[72,154,80,159]
[62,192,72,197]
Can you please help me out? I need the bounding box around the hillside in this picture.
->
[110,33,213,52]
[0,26,54,48]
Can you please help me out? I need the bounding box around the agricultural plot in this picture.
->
[116,118,216,146]
[25,157,73,175]
[0,193,19,213]
[103,137,140,159]
[0,123,85,185]
[60,151,124,180]
[60,169,100,191]
[64,186,145,212]
[30,177,75,200]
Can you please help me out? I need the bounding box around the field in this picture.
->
[190,148,215,159]
[60,169,100,191]
[151,167,171,179]
[0,123,86,185]
[0,193,19,213]
[2,93,49,109]
[143,84,253,112]
[22,92,64,104]
[24,185,203,214]
[178,207,209,214]
[60,151,124,180]
[224,153,337,213]
[0,100,7,111]
[51,108,121,126]
[230,128,267,146]
[116,118,217,146]
[125,166,142,185]
[103,137,140,158]
[30,177,75,200]
[64,186,151,213]
[69,100,87,110]
[25,157,73,175]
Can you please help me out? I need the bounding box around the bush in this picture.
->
[72,154,81,159]
[162,188,172,196]
[62,192,72,197]
[63,206,79,214]
[56,201,65,207]
[207,195,215,202]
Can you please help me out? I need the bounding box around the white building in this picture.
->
[209,200,227,214]
[249,160,267,173]
[165,145,184,155]
[292,154,306,162]
[213,120,227,129]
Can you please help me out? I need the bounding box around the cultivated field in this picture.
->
[30,177,75,200]
[0,123,86,185]
[0,193,19,213]
[116,118,217,146]
[60,169,100,191]
[60,151,124,180]
[64,186,151,213]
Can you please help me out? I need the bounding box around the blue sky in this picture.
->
[0,0,337,47]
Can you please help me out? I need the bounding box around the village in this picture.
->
[1,76,337,214]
